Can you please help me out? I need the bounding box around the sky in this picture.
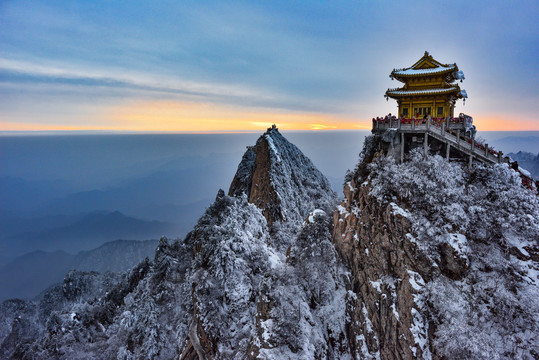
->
[0,0,538,132]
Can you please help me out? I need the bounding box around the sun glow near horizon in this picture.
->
[1,100,375,132]
[1,100,537,133]
[1,112,537,133]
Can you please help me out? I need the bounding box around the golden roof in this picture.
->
[390,51,463,82]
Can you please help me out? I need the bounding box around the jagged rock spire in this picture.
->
[229,127,336,226]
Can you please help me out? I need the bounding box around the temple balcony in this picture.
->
[370,116,535,190]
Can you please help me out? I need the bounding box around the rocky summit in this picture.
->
[1,128,538,359]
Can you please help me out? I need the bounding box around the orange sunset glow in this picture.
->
[2,104,537,132]
[1,101,373,132]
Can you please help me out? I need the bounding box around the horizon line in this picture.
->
[1,128,539,136]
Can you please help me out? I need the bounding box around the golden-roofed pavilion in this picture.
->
[385,51,467,119]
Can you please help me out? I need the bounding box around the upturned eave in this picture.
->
[385,86,463,99]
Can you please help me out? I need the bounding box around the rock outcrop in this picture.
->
[229,126,336,228]
[185,127,342,358]
[333,175,434,359]
[333,133,539,359]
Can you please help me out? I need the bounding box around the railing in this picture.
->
[372,117,467,131]
[372,116,536,191]
[372,117,506,164]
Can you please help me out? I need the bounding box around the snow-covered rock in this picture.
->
[333,134,539,359]
[229,127,337,233]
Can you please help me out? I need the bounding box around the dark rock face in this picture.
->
[333,178,434,359]
[239,136,282,226]
[438,243,468,280]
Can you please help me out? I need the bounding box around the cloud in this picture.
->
[0,57,266,100]
[0,55,362,116]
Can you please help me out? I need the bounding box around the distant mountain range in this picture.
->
[0,148,237,267]
[0,239,159,301]
[507,151,539,178]
[0,210,179,265]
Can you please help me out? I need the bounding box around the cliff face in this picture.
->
[229,127,336,229]
[229,138,281,226]
[333,134,539,359]
[333,175,434,359]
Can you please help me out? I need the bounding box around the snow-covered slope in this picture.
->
[334,134,539,359]
[184,127,344,358]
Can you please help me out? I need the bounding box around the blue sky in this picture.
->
[1,0,538,131]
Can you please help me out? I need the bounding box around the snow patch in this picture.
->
[369,280,382,293]
[390,303,400,321]
[361,305,374,335]
[337,205,349,216]
[410,308,431,360]
[390,202,409,218]
[394,64,455,76]
[265,134,281,163]
[446,233,470,256]
[518,166,531,177]
[405,233,417,244]
[369,276,396,295]
[267,250,282,269]
[260,319,274,343]
[505,232,532,257]
[406,271,430,359]
[307,209,326,224]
